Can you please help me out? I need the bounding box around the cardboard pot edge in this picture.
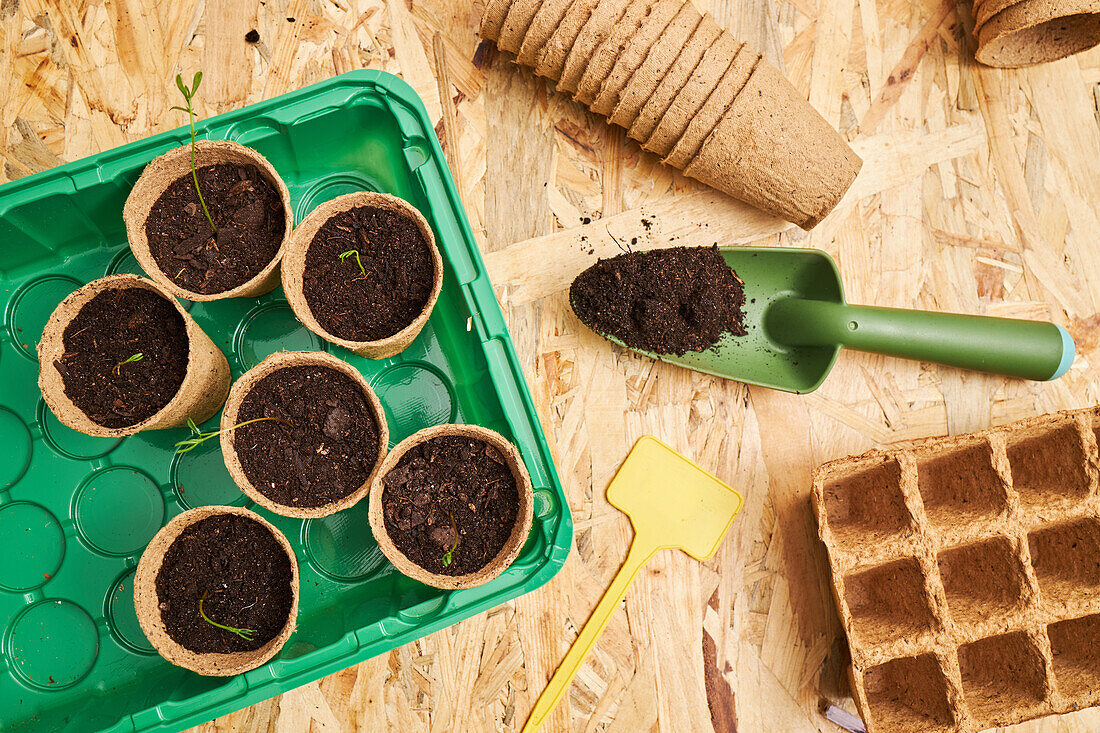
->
[220,349,389,518]
[123,140,293,301]
[281,191,444,359]
[133,505,300,677]
[36,274,230,437]
[368,424,535,591]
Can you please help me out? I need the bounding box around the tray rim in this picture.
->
[0,68,572,733]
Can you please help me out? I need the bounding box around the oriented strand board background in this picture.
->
[3,0,1100,731]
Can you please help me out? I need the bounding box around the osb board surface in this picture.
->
[3,0,1100,731]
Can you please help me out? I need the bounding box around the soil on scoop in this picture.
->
[145,163,286,295]
[156,513,293,653]
[234,365,381,509]
[568,245,747,355]
[55,287,189,428]
[382,436,520,576]
[302,205,435,342]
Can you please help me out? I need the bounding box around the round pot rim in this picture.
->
[280,191,444,356]
[976,0,1100,66]
[123,139,293,301]
[37,274,213,437]
[368,423,535,590]
[133,505,299,677]
[220,350,389,518]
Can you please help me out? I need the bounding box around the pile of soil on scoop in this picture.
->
[56,287,189,428]
[569,245,747,355]
[145,163,286,294]
[155,514,293,653]
[235,365,381,509]
[382,436,519,576]
[302,205,436,342]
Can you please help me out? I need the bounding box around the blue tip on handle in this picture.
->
[1050,325,1076,380]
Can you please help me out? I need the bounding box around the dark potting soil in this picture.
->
[235,365,381,508]
[302,205,436,342]
[145,163,286,295]
[55,287,189,428]
[382,436,520,576]
[569,245,747,355]
[156,513,293,653]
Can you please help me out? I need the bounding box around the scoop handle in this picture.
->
[765,298,1075,381]
[521,538,659,733]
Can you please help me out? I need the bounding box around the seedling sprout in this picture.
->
[170,72,217,233]
[174,416,293,454]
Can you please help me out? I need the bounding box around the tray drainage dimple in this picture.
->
[6,600,99,690]
[0,406,32,489]
[0,502,65,592]
[73,467,165,557]
[372,362,456,444]
[295,174,379,222]
[105,569,154,655]
[105,249,143,278]
[233,301,326,370]
[37,399,125,460]
[303,503,387,583]
[5,275,83,361]
[170,439,248,510]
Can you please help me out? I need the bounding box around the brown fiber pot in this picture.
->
[123,139,293,301]
[37,274,230,437]
[975,0,1100,67]
[220,350,389,518]
[281,191,443,359]
[368,424,535,590]
[133,505,299,676]
[683,59,863,230]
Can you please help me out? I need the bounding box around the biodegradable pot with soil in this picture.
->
[134,505,298,676]
[569,245,747,356]
[37,274,230,437]
[219,350,388,518]
[123,139,292,301]
[368,424,534,590]
[282,191,443,359]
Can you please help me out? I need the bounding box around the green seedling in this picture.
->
[174,416,293,454]
[114,352,143,375]
[199,593,255,641]
[170,72,217,233]
[441,512,459,568]
[338,249,367,277]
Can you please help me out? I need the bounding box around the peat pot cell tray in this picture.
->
[1028,517,1100,610]
[861,653,956,733]
[957,631,1050,729]
[1005,422,1091,509]
[937,536,1030,631]
[821,457,915,554]
[1047,613,1100,703]
[915,440,1008,535]
[842,556,937,649]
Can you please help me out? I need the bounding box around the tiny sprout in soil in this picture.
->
[198,593,255,641]
[174,416,293,454]
[441,512,459,568]
[338,249,367,278]
[115,352,143,375]
[170,72,217,233]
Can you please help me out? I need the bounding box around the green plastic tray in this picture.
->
[0,70,571,733]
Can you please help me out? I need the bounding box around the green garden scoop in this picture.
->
[590,247,1075,393]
